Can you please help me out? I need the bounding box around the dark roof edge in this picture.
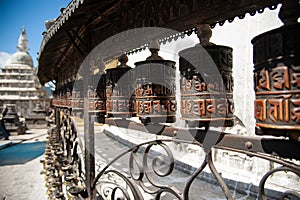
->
[39,0,85,54]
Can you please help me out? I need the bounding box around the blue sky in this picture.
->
[0,0,70,67]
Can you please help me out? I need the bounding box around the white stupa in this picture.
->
[0,27,50,117]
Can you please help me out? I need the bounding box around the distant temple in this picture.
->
[0,27,50,124]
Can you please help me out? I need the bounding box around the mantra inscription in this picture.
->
[135,83,175,97]
[181,97,234,119]
[254,65,300,129]
[106,99,135,115]
[135,83,176,117]
[135,98,176,116]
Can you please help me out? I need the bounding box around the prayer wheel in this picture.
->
[252,1,300,140]
[87,75,106,123]
[72,79,84,117]
[95,74,106,123]
[134,41,176,124]
[252,24,300,139]
[66,81,74,109]
[179,24,234,128]
[105,54,136,118]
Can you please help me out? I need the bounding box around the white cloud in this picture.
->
[0,51,11,68]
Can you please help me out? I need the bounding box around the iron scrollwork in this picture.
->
[129,141,181,199]
[258,166,300,200]
[92,140,223,199]
[92,137,300,200]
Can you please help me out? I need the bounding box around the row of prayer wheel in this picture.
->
[105,48,178,125]
[100,27,235,128]
[92,39,234,127]
[52,20,299,139]
[53,32,234,128]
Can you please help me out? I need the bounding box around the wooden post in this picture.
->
[83,60,96,199]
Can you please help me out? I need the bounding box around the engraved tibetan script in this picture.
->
[291,99,300,123]
[136,99,176,115]
[270,66,290,90]
[106,99,134,113]
[255,68,270,91]
[255,98,300,124]
[181,98,233,118]
[255,66,300,92]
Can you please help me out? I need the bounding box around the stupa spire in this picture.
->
[17,27,29,52]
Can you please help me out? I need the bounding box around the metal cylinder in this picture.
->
[105,54,136,118]
[86,74,106,123]
[134,60,176,124]
[179,45,234,127]
[71,79,83,118]
[252,24,300,139]
[95,74,106,123]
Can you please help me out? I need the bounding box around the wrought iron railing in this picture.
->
[91,131,300,200]
[40,110,300,200]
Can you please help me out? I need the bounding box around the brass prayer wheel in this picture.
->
[134,60,176,124]
[86,74,106,123]
[179,25,234,128]
[134,40,176,124]
[66,81,74,109]
[252,24,300,139]
[105,54,136,118]
[72,79,84,117]
[96,74,106,123]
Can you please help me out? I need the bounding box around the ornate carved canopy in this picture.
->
[37,0,282,85]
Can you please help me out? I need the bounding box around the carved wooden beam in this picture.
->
[58,50,76,65]
[96,11,121,31]
[66,30,84,57]
[118,0,282,31]
[69,29,89,50]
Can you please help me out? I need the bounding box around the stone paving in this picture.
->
[0,129,48,200]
